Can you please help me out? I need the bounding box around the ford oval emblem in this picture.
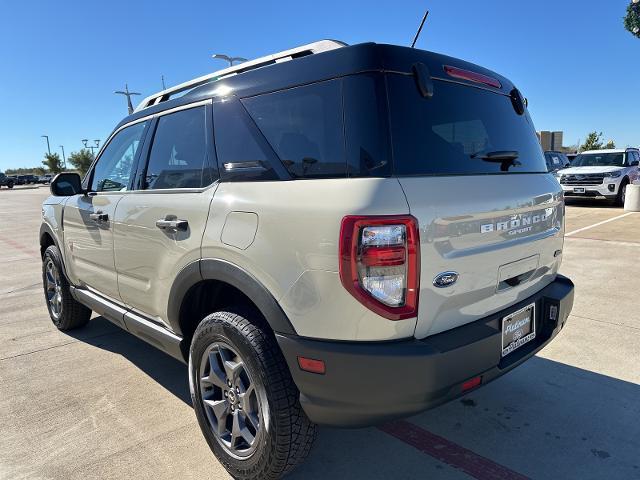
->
[433,271,459,288]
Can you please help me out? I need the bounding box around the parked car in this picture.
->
[40,40,574,480]
[38,174,53,184]
[18,174,39,184]
[544,151,570,172]
[556,148,640,205]
[0,172,15,188]
[8,175,24,185]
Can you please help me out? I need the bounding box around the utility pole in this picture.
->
[212,54,248,67]
[114,83,141,114]
[161,75,166,90]
[41,135,51,155]
[59,145,66,168]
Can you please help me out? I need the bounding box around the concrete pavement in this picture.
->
[0,188,638,480]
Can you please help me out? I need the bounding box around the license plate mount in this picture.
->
[573,187,585,194]
[501,303,536,357]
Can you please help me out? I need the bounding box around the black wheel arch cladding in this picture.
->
[168,258,297,337]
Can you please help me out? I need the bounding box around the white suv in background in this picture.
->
[557,148,640,205]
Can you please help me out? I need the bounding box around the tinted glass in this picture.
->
[91,121,147,192]
[213,99,280,181]
[388,76,546,175]
[243,80,345,178]
[343,74,391,177]
[572,152,625,167]
[145,107,210,189]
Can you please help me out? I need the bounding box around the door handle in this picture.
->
[89,211,108,222]
[156,217,188,232]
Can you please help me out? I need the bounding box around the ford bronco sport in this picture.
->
[40,40,574,479]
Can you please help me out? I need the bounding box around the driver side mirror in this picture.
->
[50,172,83,196]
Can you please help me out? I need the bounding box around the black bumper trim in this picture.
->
[276,274,574,427]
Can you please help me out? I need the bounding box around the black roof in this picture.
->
[115,42,517,131]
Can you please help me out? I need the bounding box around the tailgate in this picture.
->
[399,174,564,339]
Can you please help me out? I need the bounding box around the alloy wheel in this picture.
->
[199,341,267,459]
[45,258,62,320]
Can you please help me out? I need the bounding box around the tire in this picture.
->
[7,181,13,189]
[190,309,317,480]
[616,179,629,206]
[42,245,91,331]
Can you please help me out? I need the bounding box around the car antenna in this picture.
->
[410,9,430,48]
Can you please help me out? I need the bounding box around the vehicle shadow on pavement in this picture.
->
[69,317,640,480]
[564,198,621,208]
[66,315,192,405]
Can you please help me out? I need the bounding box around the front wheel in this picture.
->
[42,245,91,330]
[7,181,13,189]
[190,310,317,480]
[616,180,629,206]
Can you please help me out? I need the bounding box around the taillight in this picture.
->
[339,215,420,320]
[443,65,502,89]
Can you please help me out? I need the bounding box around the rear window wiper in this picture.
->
[470,150,521,171]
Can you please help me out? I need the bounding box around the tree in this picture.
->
[42,153,64,174]
[580,132,604,152]
[624,1,640,38]
[604,140,616,149]
[67,149,94,176]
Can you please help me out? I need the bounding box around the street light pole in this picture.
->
[59,145,66,168]
[41,135,51,155]
[212,54,248,67]
[114,83,141,114]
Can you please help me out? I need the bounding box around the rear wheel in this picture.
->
[42,245,91,330]
[190,309,316,480]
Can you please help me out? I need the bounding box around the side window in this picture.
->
[242,80,345,178]
[213,98,280,181]
[91,121,147,192]
[144,106,212,190]
[630,151,639,166]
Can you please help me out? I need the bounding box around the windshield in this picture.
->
[572,152,625,167]
[387,76,546,175]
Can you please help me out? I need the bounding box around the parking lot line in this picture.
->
[565,212,636,237]
[380,420,530,480]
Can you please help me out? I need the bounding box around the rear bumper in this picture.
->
[277,274,574,427]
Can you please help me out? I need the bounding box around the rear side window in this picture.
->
[242,80,345,178]
[213,98,281,181]
[144,106,212,190]
[388,75,547,175]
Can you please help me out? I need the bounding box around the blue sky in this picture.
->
[1,0,638,171]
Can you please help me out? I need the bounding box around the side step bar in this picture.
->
[71,287,185,363]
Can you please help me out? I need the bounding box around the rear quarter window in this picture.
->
[242,80,345,179]
[387,75,547,176]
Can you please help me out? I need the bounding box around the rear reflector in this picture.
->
[461,376,482,392]
[298,356,326,374]
[443,65,502,89]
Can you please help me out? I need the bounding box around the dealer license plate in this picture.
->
[501,303,536,357]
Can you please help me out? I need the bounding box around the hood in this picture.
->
[557,166,624,175]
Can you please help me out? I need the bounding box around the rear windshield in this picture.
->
[572,152,625,167]
[387,76,546,175]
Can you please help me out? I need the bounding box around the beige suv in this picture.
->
[40,40,574,479]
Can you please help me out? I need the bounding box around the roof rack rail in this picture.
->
[134,39,347,112]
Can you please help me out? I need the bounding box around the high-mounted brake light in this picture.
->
[339,216,420,321]
[443,65,502,89]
